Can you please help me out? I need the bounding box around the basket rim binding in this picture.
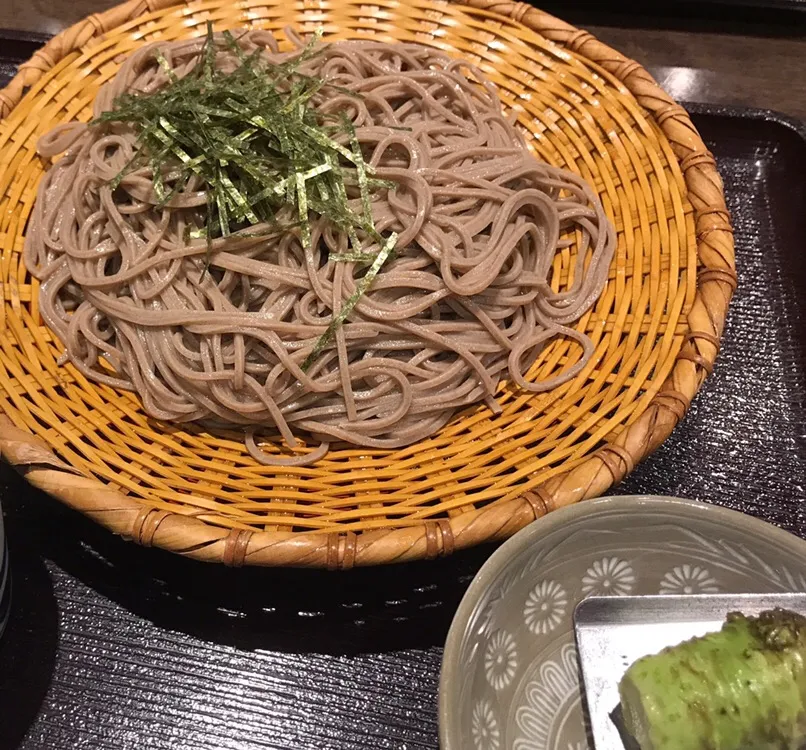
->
[0,0,736,568]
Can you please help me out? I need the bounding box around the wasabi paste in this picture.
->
[619,608,806,750]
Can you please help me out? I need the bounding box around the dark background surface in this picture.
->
[2,7,806,750]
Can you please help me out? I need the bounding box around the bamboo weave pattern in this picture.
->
[0,0,735,567]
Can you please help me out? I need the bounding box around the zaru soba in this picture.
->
[25,27,615,465]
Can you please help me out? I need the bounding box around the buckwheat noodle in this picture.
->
[24,30,616,466]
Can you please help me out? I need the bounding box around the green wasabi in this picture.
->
[618,608,806,750]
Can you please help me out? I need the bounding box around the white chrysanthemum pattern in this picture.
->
[524,580,568,634]
[659,564,720,595]
[471,699,501,750]
[484,629,518,691]
[581,557,636,597]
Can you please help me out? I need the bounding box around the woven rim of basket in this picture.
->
[0,0,735,568]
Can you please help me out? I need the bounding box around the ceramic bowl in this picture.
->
[439,495,806,750]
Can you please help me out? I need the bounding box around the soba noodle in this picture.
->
[24,30,615,465]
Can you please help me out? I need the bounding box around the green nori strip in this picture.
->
[301,232,398,372]
[93,23,399,356]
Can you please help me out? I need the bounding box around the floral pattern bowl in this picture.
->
[439,495,806,750]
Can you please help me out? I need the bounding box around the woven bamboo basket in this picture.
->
[0,0,735,568]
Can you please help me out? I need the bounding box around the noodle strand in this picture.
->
[25,31,616,466]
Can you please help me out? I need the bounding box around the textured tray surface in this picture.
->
[0,0,734,567]
[619,106,806,532]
